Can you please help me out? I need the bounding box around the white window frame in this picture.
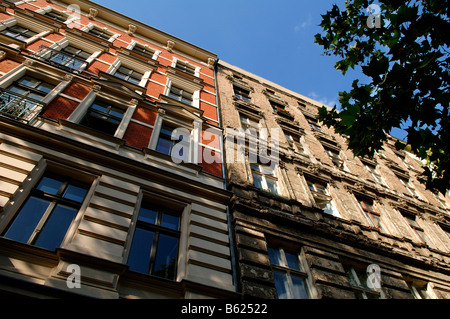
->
[345,265,384,299]
[307,180,341,218]
[364,163,388,187]
[67,88,136,139]
[268,247,312,299]
[127,41,161,60]
[172,58,200,77]
[81,23,120,43]
[163,76,202,110]
[250,163,280,195]
[399,178,422,200]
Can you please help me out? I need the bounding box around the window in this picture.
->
[270,100,285,112]
[49,45,91,72]
[175,60,195,76]
[114,66,143,86]
[284,131,303,154]
[1,75,55,119]
[8,75,55,101]
[305,114,321,131]
[127,203,180,280]
[5,75,55,101]
[307,180,341,217]
[405,279,431,299]
[364,163,388,187]
[325,147,345,170]
[344,265,382,299]
[0,25,37,41]
[251,163,280,195]
[132,43,155,58]
[358,198,386,233]
[156,124,189,162]
[2,173,89,251]
[402,212,432,246]
[436,192,450,209]
[88,27,112,41]
[168,85,193,106]
[233,85,250,102]
[240,114,260,139]
[400,178,423,200]
[268,247,310,299]
[79,100,125,136]
[43,10,68,23]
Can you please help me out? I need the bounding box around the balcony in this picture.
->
[32,45,87,74]
[0,89,45,123]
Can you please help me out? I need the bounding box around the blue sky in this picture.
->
[93,0,407,141]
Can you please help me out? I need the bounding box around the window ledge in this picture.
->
[57,119,126,150]
[142,147,203,174]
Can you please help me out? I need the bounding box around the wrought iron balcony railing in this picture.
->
[33,45,88,74]
[0,89,46,123]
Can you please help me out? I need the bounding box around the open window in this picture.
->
[306,179,341,217]
[79,99,125,136]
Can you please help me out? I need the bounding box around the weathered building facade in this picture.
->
[0,0,236,298]
[216,60,450,299]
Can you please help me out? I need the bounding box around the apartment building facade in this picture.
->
[216,60,450,299]
[0,0,237,298]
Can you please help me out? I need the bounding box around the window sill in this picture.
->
[57,119,126,150]
[143,147,203,173]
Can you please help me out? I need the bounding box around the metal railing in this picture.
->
[33,45,87,74]
[0,89,45,123]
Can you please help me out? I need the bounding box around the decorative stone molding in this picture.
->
[166,40,175,52]
[88,8,98,19]
[63,74,74,82]
[127,24,137,35]
[207,57,215,69]
[92,84,102,93]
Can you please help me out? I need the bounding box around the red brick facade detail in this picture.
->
[200,146,222,177]
[132,106,157,126]
[41,96,79,120]
[123,121,152,149]
[62,82,91,101]
[0,59,21,75]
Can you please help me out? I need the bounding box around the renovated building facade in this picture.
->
[0,0,237,298]
[216,60,450,299]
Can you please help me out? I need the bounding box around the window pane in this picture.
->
[273,270,290,299]
[63,183,88,203]
[4,197,51,244]
[266,178,279,194]
[138,207,158,225]
[36,176,64,195]
[291,275,309,299]
[152,234,178,280]
[33,204,77,250]
[156,137,172,156]
[161,213,180,231]
[285,252,300,271]
[128,228,154,273]
[252,172,263,189]
[268,247,283,266]
[109,106,125,119]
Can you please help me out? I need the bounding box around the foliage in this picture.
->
[276,108,295,118]
[314,0,450,193]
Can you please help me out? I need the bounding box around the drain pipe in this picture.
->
[213,58,239,293]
